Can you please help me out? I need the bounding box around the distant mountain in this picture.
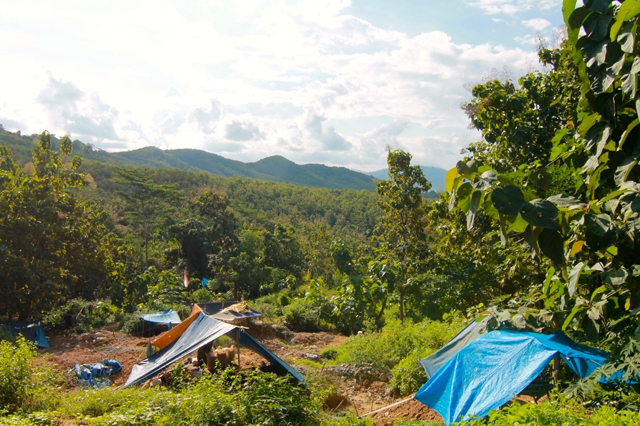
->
[367,166,448,192]
[0,128,376,191]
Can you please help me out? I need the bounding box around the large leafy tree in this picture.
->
[447,0,640,366]
[112,167,183,269]
[375,149,431,322]
[0,132,124,319]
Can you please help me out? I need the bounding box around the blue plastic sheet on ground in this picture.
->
[414,330,609,425]
[71,360,122,388]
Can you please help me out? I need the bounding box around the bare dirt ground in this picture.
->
[38,322,443,424]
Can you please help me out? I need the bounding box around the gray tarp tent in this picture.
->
[193,301,261,322]
[123,312,303,388]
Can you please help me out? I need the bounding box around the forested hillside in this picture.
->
[0,128,376,191]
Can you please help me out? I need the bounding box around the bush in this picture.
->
[43,298,119,334]
[461,397,640,425]
[390,350,428,396]
[335,317,465,371]
[283,298,328,332]
[0,339,37,413]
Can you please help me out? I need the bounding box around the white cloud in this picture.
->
[0,0,559,171]
[469,0,560,15]
[522,18,552,31]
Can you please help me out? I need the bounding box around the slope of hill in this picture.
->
[0,128,376,191]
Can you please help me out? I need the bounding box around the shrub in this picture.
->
[283,298,327,332]
[0,325,14,344]
[390,350,428,396]
[0,339,37,413]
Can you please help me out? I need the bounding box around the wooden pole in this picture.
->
[361,395,415,418]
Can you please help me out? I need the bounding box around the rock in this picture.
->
[303,353,320,361]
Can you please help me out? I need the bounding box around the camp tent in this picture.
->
[414,329,609,425]
[4,321,50,348]
[138,310,181,336]
[420,315,495,379]
[123,312,303,388]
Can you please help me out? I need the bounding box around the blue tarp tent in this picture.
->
[140,310,181,325]
[420,315,495,379]
[123,312,303,388]
[4,321,50,348]
[138,309,181,337]
[415,329,609,425]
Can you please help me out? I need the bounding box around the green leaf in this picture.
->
[547,194,588,210]
[631,57,640,74]
[585,213,612,236]
[539,228,566,265]
[619,118,639,151]
[491,186,525,216]
[568,6,591,30]
[611,0,640,40]
[457,182,474,213]
[578,113,600,135]
[466,190,482,230]
[589,67,615,94]
[507,213,529,233]
[583,7,613,41]
[445,167,459,193]
[521,199,560,229]
[603,267,629,286]
[615,155,639,186]
[622,73,637,99]
[618,29,635,53]
[584,0,610,13]
[563,304,583,329]
[568,262,585,297]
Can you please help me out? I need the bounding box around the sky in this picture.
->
[0,0,565,171]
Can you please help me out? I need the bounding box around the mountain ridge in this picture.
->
[0,127,447,192]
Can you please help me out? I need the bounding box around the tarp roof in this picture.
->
[123,312,303,388]
[420,315,495,379]
[140,310,181,325]
[414,329,609,425]
[4,321,50,348]
[193,301,261,322]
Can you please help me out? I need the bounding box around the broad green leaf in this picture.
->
[521,199,559,229]
[578,113,600,135]
[466,190,482,230]
[563,0,579,27]
[618,28,635,53]
[611,0,640,40]
[491,186,525,216]
[445,167,459,192]
[568,262,585,297]
[568,6,590,31]
[632,57,640,74]
[619,118,639,151]
[614,155,639,186]
[585,213,612,236]
[622,72,637,99]
[603,267,629,286]
[589,67,615,94]
[563,304,583,329]
[547,194,588,210]
[584,0,610,13]
[550,144,569,161]
[552,128,569,144]
[539,228,566,265]
[584,316,600,342]
[583,7,613,41]
[457,182,474,212]
[507,213,529,233]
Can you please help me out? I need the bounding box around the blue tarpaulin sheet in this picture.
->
[4,321,50,348]
[140,310,181,325]
[415,330,609,425]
